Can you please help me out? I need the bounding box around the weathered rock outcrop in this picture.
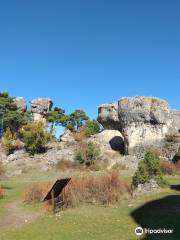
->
[14,97,27,112]
[98,103,120,130]
[98,96,180,158]
[171,110,180,134]
[30,98,53,122]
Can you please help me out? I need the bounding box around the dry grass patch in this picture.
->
[63,171,131,207]
[23,172,131,209]
[23,183,51,203]
[160,160,176,175]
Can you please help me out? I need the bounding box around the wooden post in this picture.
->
[51,189,55,214]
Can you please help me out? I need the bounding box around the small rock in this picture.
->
[7,154,18,162]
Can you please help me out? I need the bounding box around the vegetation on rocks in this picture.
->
[19,122,51,155]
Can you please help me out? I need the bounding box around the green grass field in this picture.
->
[0,170,180,240]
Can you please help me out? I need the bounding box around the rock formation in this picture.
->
[98,96,180,157]
[30,98,53,123]
[14,97,27,112]
[98,103,120,130]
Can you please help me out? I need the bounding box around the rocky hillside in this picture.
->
[0,96,180,176]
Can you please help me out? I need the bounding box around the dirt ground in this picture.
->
[0,201,40,229]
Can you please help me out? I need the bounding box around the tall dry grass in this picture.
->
[160,160,180,175]
[63,172,131,207]
[23,183,51,203]
[23,172,131,208]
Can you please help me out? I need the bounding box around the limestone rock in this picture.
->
[30,98,53,122]
[135,179,159,194]
[14,97,27,112]
[7,154,18,162]
[60,129,76,144]
[98,96,179,156]
[98,103,120,130]
[171,110,180,134]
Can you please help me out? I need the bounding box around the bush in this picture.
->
[2,128,22,155]
[132,151,163,187]
[63,172,131,207]
[19,122,51,155]
[160,160,176,175]
[75,141,100,166]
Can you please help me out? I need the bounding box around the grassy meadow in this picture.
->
[0,169,180,240]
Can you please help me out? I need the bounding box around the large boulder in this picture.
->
[118,97,172,154]
[30,98,53,122]
[14,97,27,112]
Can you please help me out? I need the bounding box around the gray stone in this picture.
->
[60,129,76,143]
[30,98,53,122]
[98,103,120,130]
[136,179,159,193]
[7,154,18,162]
[14,97,27,112]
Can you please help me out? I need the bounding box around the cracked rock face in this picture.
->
[118,97,172,154]
[98,96,180,155]
[30,98,53,122]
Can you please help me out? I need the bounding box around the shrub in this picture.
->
[2,127,22,155]
[160,160,176,175]
[63,172,131,207]
[132,151,163,187]
[23,183,51,203]
[75,141,100,166]
[19,122,51,155]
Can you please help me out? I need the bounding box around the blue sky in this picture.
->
[0,0,179,120]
